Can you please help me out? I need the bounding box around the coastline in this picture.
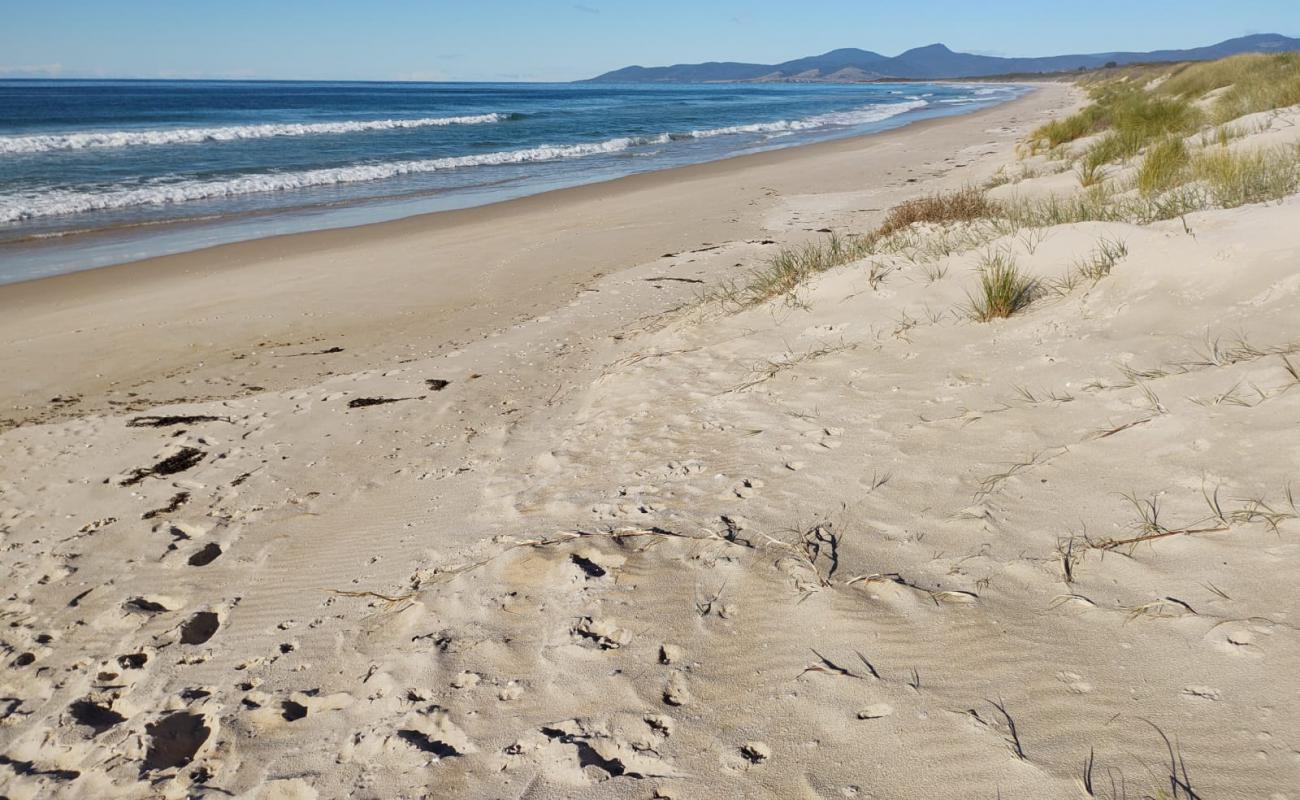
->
[0,84,1069,429]
[0,82,1022,284]
[5,65,1300,798]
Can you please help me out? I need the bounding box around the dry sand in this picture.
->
[3,82,1299,799]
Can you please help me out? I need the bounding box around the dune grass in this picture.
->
[966,251,1038,322]
[874,187,1002,238]
[1160,52,1300,123]
[1192,145,1300,208]
[708,234,876,309]
[713,50,1300,314]
[1137,137,1191,196]
[1032,84,1202,157]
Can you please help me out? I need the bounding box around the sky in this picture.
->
[2,1,1298,82]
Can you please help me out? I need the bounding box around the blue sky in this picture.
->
[2,1,1297,81]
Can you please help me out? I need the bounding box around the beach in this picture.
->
[0,87,1057,431]
[3,74,1300,799]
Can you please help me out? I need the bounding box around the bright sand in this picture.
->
[3,82,1299,798]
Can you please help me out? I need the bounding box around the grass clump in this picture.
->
[874,187,1002,238]
[1191,145,1300,208]
[1137,137,1191,196]
[966,251,1038,322]
[1070,236,1129,284]
[1033,110,1103,149]
[711,234,874,309]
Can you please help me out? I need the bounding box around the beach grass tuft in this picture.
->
[709,233,876,309]
[966,250,1038,322]
[1137,137,1191,196]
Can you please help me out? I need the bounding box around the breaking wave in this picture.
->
[0,99,934,222]
[0,113,512,155]
[679,98,928,139]
[0,135,665,222]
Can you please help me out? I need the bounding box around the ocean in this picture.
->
[0,80,1025,283]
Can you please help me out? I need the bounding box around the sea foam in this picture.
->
[0,114,509,155]
[0,99,930,222]
[0,135,665,222]
[682,98,927,138]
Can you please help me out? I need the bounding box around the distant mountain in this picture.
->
[586,34,1300,83]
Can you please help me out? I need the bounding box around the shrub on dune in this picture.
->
[874,187,1002,238]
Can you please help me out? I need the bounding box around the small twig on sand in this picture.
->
[327,589,417,607]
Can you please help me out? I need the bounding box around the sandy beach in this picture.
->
[3,75,1300,799]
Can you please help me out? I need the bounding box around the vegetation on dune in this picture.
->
[708,234,876,309]
[1160,52,1300,123]
[1031,83,1204,153]
[875,187,1002,238]
[710,52,1300,314]
[1136,137,1191,196]
[1192,145,1300,208]
[966,250,1038,322]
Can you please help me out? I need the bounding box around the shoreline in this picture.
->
[0,85,1026,286]
[0,84,1072,430]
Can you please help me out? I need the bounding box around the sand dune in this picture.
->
[3,81,1299,798]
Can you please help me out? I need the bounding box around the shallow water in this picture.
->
[0,80,1024,282]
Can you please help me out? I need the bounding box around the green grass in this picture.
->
[708,234,876,309]
[966,251,1038,322]
[1137,137,1191,196]
[1033,111,1102,149]
[1160,52,1300,123]
[711,49,1300,314]
[1032,84,1202,155]
[1068,236,1129,286]
[1192,145,1300,208]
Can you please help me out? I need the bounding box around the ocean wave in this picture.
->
[0,113,511,155]
[679,98,928,139]
[0,98,935,223]
[0,135,665,222]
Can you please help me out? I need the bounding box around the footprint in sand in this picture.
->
[180,611,221,645]
[142,711,212,775]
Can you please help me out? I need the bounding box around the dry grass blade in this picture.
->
[1094,492,1230,550]
[724,340,856,393]
[987,698,1026,760]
